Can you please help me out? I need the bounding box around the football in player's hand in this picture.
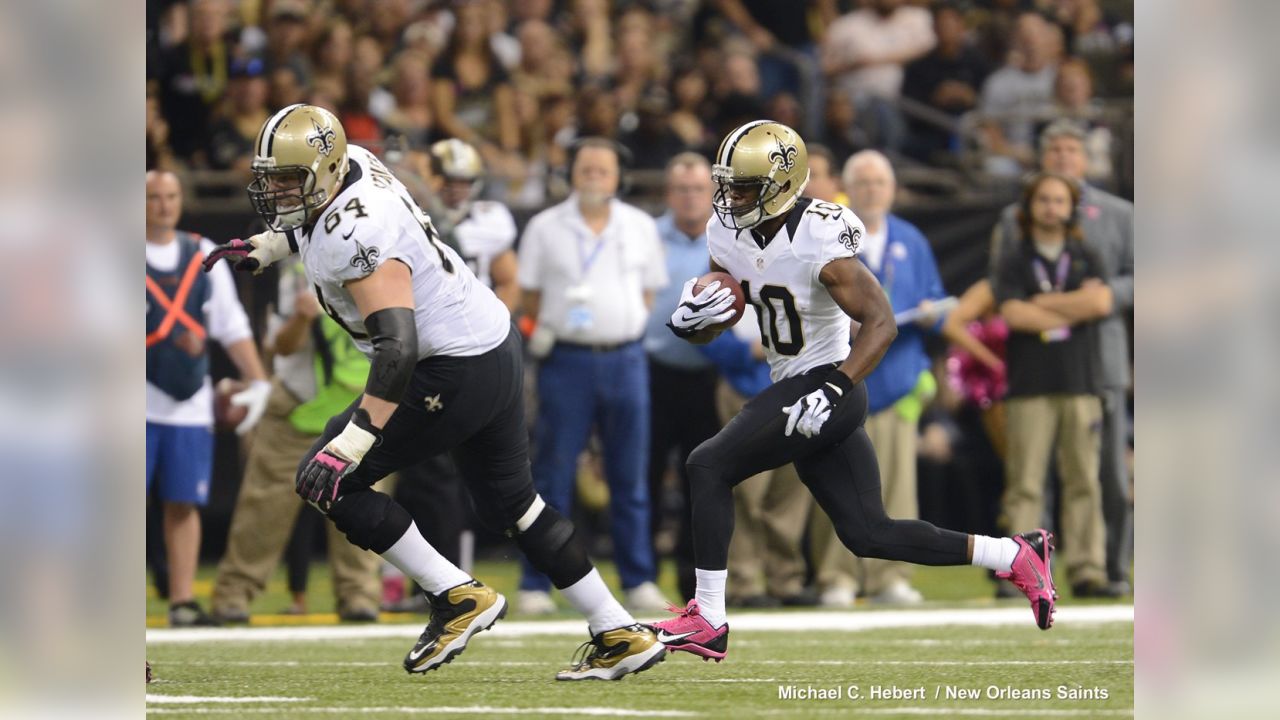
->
[695,271,745,331]
[214,378,249,431]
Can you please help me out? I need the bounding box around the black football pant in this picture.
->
[648,359,722,602]
[301,325,536,558]
[686,364,970,571]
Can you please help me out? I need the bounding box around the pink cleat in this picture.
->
[997,529,1058,630]
[650,599,729,661]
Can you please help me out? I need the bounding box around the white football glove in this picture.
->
[783,388,833,438]
[782,373,854,438]
[230,379,272,435]
[668,277,736,337]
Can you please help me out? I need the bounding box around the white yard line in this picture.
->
[146,605,1132,644]
[144,694,310,704]
[144,706,698,716]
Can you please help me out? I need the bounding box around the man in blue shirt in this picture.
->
[642,153,721,602]
[812,150,951,606]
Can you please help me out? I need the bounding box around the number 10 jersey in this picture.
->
[706,197,866,382]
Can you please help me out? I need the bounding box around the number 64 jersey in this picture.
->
[707,197,866,382]
[294,144,511,360]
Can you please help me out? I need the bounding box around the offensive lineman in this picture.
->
[653,120,1059,660]
[203,104,664,681]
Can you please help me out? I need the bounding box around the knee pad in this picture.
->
[514,503,591,589]
[327,488,413,554]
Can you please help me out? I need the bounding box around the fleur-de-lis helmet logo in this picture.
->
[306,119,337,157]
[767,133,798,173]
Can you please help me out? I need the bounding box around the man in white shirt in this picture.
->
[517,139,670,614]
[145,170,270,627]
[821,0,936,151]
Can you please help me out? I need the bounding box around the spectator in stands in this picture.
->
[802,143,847,206]
[992,172,1111,597]
[310,18,355,93]
[264,0,313,80]
[383,51,438,149]
[979,12,1059,176]
[517,139,669,615]
[667,64,713,153]
[902,2,991,162]
[811,151,950,607]
[368,0,412,57]
[211,263,385,623]
[642,153,721,603]
[970,0,1027,70]
[206,57,270,173]
[146,170,270,626]
[708,306,815,609]
[821,0,936,152]
[990,120,1133,596]
[512,20,572,102]
[147,93,175,171]
[1048,58,1114,184]
[620,88,685,171]
[269,63,307,109]
[712,0,827,134]
[611,14,666,116]
[559,0,613,81]
[157,0,239,163]
[820,91,870,167]
[431,0,521,172]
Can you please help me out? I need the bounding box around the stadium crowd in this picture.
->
[146,0,1134,626]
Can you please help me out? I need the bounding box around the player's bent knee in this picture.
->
[513,503,591,589]
[327,488,412,554]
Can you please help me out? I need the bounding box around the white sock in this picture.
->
[694,568,728,628]
[380,522,472,595]
[970,535,1020,573]
[560,568,635,635]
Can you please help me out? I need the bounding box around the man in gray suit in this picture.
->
[989,120,1134,597]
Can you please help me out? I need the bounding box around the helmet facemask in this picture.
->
[712,164,783,231]
[248,164,329,231]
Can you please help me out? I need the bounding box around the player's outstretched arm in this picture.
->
[202,230,293,275]
[821,257,897,385]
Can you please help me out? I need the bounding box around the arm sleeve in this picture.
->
[201,238,254,346]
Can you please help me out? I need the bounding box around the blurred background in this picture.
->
[143,0,1137,632]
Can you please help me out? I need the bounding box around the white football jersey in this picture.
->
[295,145,511,360]
[707,197,864,382]
[454,200,517,289]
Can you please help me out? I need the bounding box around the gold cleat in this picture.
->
[403,580,507,674]
[555,624,667,681]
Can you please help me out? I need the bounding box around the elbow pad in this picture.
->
[363,307,417,403]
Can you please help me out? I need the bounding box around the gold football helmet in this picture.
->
[429,138,485,215]
[712,120,809,230]
[248,104,349,231]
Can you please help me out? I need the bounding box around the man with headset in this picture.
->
[516,138,671,615]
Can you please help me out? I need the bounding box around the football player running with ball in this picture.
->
[656,120,1058,661]
[204,105,664,681]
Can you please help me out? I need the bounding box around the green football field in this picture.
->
[146,563,1133,718]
